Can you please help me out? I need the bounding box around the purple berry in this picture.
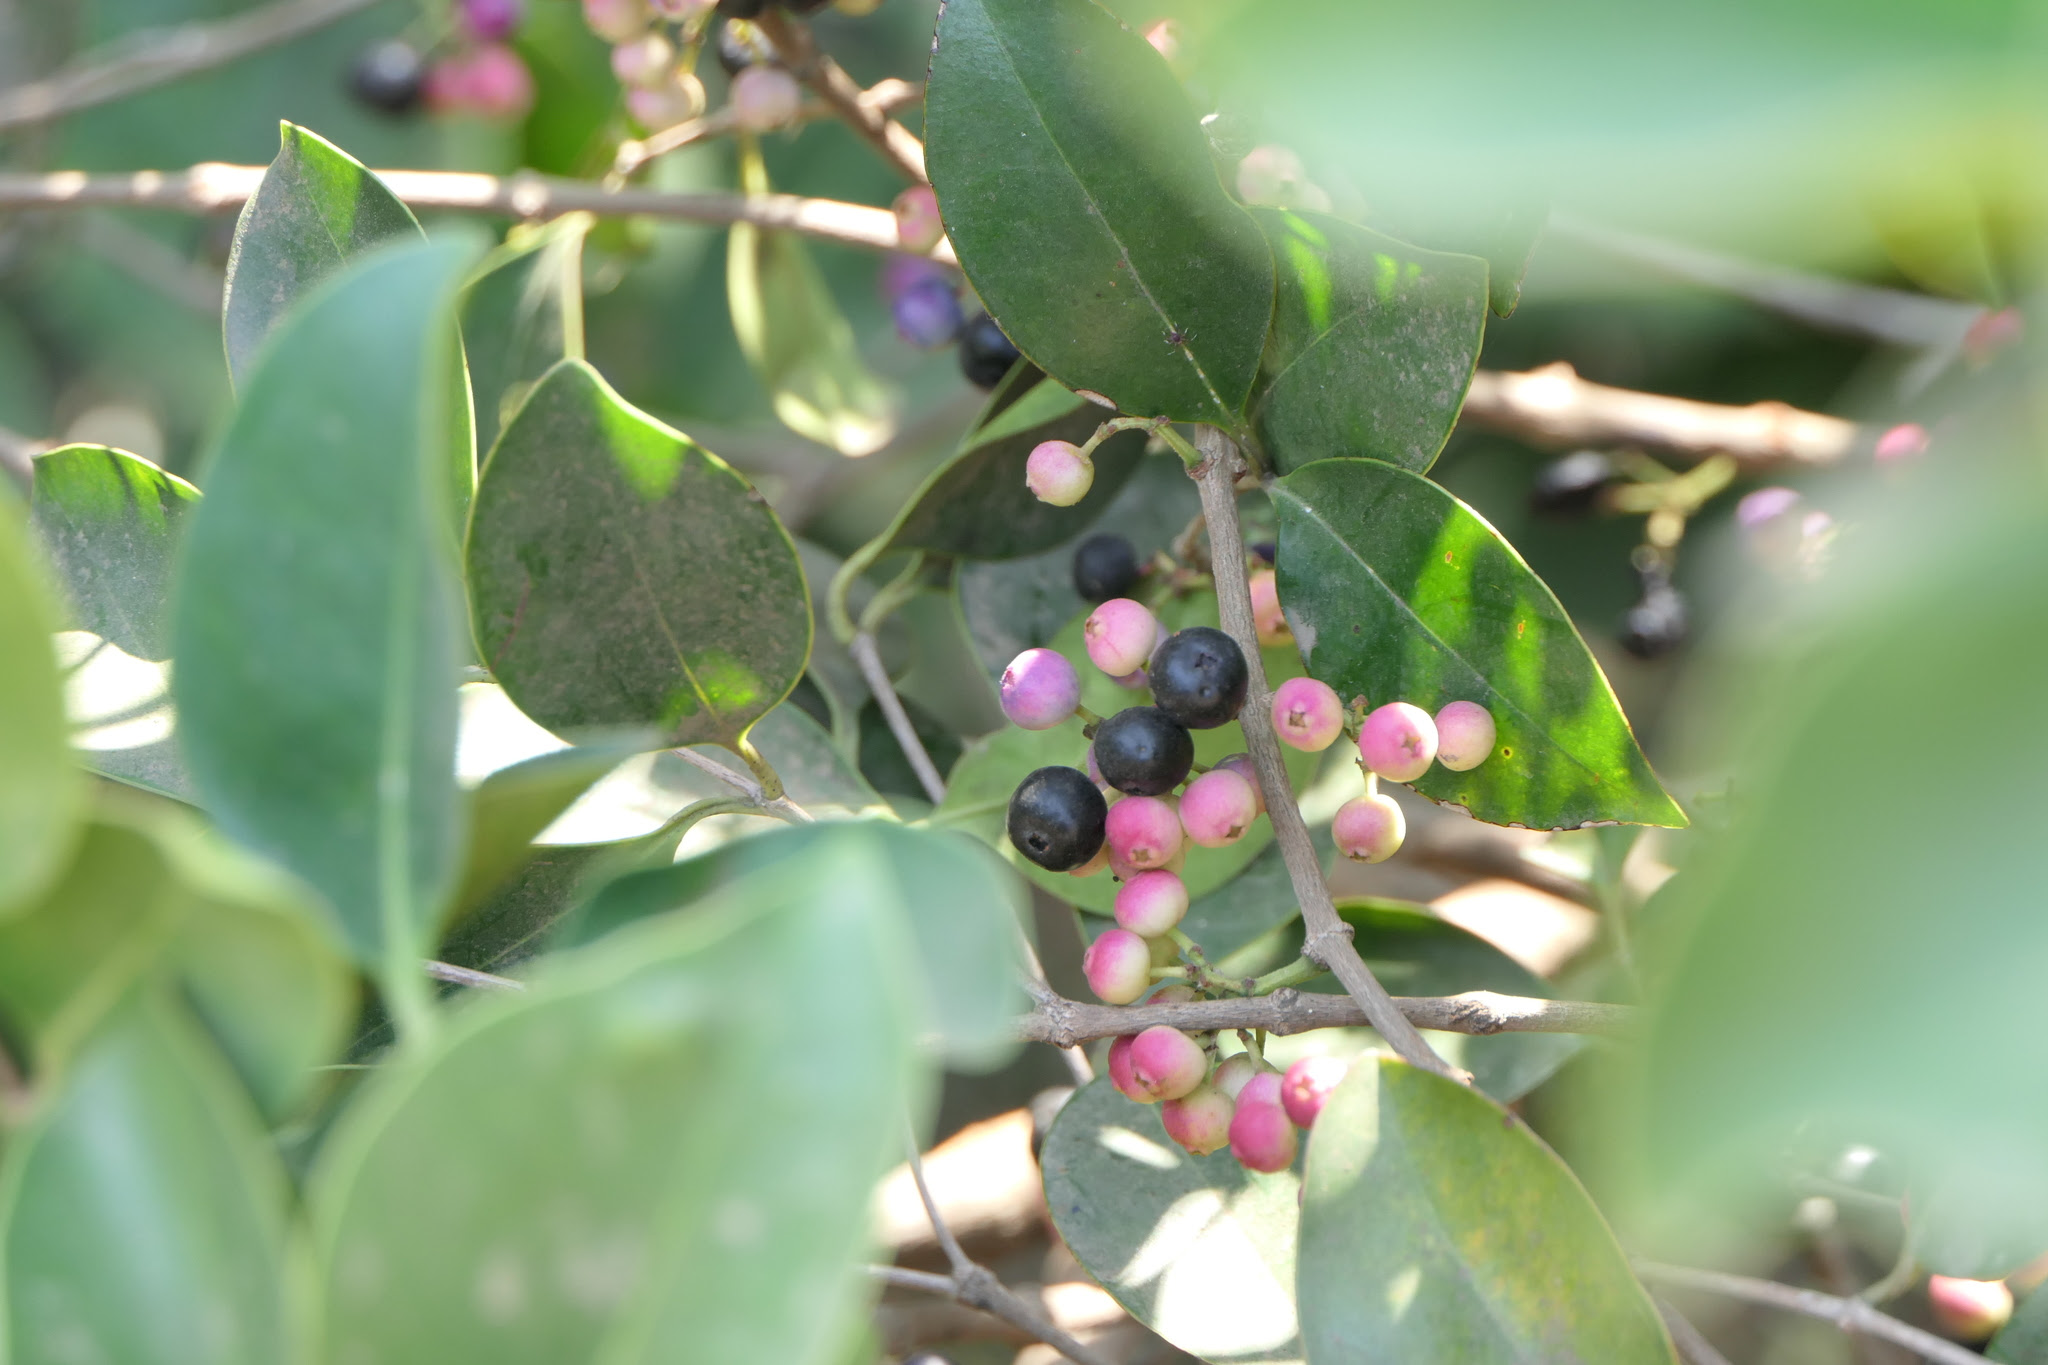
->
[1433,700,1496,772]
[1736,486,1802,530]
[1178,769,1257,849]
[1082,929,1152,1004]
[1128,1026,1207,1101]
[1006,766,1106,872]
[1228,1073,1298,1172]
[1149,627,1249,730]
[1212,1054,1262,1099]
[1357,701,1437,783]
[1083,599,1160,677]
[1026,440,1093,507]
[1092,705,1194,797]
[1162,1084,1234,1156]
[1270,676,1343,752]
[1214,754,1264,815]
[893,278,963,349]
[1281,1056,1348,1128]
[1105,795,1182,872]
[1114,868,1188,936]
[1000,648,1081,731]
[1332,792,1404,863]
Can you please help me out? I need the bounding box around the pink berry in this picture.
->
[1270,676,1343,752]
[582,0,647,41]
[1107,1035,1150,1103]
[1965,306,2024,360]
[1127,1026,1208,1101]
[1238,1071,1283,1108]
[1213,753,1264,814]
[999,648,1081,730]
[1736,486,1801,529]
[894,184,944,253]
[1228,1078,1298,1172]
[460,0,524,41]
[731,65,801,132]
[1928,1275,2013,1342]
[1115,869,1188,936]
[1105,796,1182,872]
[1111,668,1148,690]
[1873,421,1930,464]
[1161,1084,1233,1155]
[1433,700,1495,772]
[1026,440,1093,507]
[1248,569,1290,645]
[1212,1054,1262,1099]
[625,78,702,130]
[1357,702,1437,782]
[1281,1056,1348,1128]
[1332,792,1404,863]
[1082,929,1151,1004]
[610,34,672,86]
[1083,599,1159,676]
[1178,769,1257,848]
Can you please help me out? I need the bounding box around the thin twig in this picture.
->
[1017,986,1633,1047]
[0,0,378,134]
[669,745,814,824]
[1016,936,1095,1085]
[614,78,920,177]
[756,11,927,183]
[1653,1295,1737,1365]
[1635,1261,1985,1365]
[851,631,947,805]
[1192,427,1460,1082]
[424,959,525,991]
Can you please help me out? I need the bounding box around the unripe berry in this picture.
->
[1281,1056,1348,1128]
[1238,1071,1283,1107]
[1115,869,1188,936]
[1161,1084,1233,1156]
[1092,706,1194,797]
[1248,569,1290,645]
[1213,753,1264,815]
[611,34,673,86]
[731,64,801,131]
[1068,841,1110,878]
[1072,533,1142,605]
[1357,701,1438,783]
[1873,421,1930,464]
[1105,795,1183,872]
[1270,676,1343,752]
[583,0,648,42]
[1107,1034,1150,1103]
[1212,1053,1262,1099]
[1083,599,1160,677]
[1927,1275,2013,1342]
[1025,440,1093,506]
[1150,984,1197,1004]
[1433,700,1496,772]
[1228,1074,1298,1172]
[460,0,524,41]
[1082,929,1152,1005]
[425,44,535,118]
[625,75,705,130]
[1178,769,1257,848]
[1332,792,1404,863]
[893,184,945,253]
[1127,1026,1208,1101]
[1236,144,1326,212]
[1000,648,1081,730]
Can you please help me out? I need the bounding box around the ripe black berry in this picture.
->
[959,312,1022,390]
[1147,627,1248,730]
[1530,450,1618,517]
[1093,707,1194,796]
[1619,568,1688,659]
[348,40,425,115]
[1249,541,1276,566]
[1007,767,1107,872]
[1072,533,1141,604]
[715,19,777,74]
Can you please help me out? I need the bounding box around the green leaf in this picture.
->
[1041,1077,1305,1363]
[29,443,200,661]
[462,212,590,458]
[1272,458,1683,829]
[173,235,480,973]
[1990,1280,2048,1364]
[877,377,1149,560]
[1298,1057,1674,1364]
[0,501,83,914]
[467,358,811,750]
[0,989,294,1365]
[311,835,920,1363]
[436,838,673,978]
[926,0,1276,423]
[1250,210,1489,476]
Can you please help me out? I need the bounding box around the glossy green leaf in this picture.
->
[29,443,200,661]
[1250,210,1488,476]
[0,502,82,914]
[174,236,479,970]
[463,213,589,457]
[312,835,919,1363]
[467,358,811,750]
[1041,1077,1305,1363]
[926,0,1275,423]
[1298,1057,1673,1364]
[0,989,294,1365]
[878,377,1148,560]
[1273,459,1683,829]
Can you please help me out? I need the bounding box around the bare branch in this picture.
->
[1193,429,1460,1082]
[668,745,814,824]
[424,960,524,992]
[1017,986,1632,1047]
[613,78,920,177]
[0,0,377,134]
[1635,1261,1984,1365]
[851,631,947,805]
[756,11,927,184]
[1652,1295,1736,1365]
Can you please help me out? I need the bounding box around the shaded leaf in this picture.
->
[0,501,83,914]
[29,443,199,661]
[1250,210,1488,476]
[1272,458,1683,829]
[1990,1279,2048,1364]
[463,212,590,457]
[926,0,1275,423]
[1298,1057,1673,1364]
[467,358,811,750]
[436,839,671,978]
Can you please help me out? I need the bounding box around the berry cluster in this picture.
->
[1111,1032,1348,1169]
[877,204,1020,388]
[348,0,532,119]
[580,2,809,133]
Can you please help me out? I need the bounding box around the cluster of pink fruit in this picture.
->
[583,0,807,134]
[1110,1029,1349,1169]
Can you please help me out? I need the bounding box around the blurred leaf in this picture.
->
[29,443,199,661]
[1298,1057,1673,1364]
[173,236,479,971]
[1991,1282,2048,1364]
[312,835,920,1363]
[877,377,1148,560]
[1250,210,1488,475]
[436,838,674,978]
[925,0,1275,424]
[728,147,896,457]
[467,359,811,750]
[1273,458,1684,829]
[0,988,293,1365]
[463,213,590,457]
[0,500,83,914]
[1041,1076,1304,1363]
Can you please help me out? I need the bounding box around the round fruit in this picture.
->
[999,648,1080,731]
[959,312,1022,389]
[1529,450,1618,517]
[1082,928,1151,1004]
[1149,627,1248,730]
[1092,707,1194,797]
[1874,421,1929,464]
[893,184,944,253]
[349,40,426,113]
[714,18,776,73]
[1619,569,1688,659]
[1357,701,1438,783]
[1083,598,1160,676]
[1248,568,1290,644]
[1178,769,1257,848]
[1213,753,1264,814]
[1107,1035,1149,1102]
[1270,676,1343,752]
[1072,533,1141,604]
[1228,1074,1298,1172]
[1212,1054,1262,1099]
[1006,766,1106,872]
[611,33,673,86]
[1332,792,1405,863]
[886,277,962,349]
[1105,795,1183,872]
[1114,868,1188,936]
[1162,1084,1234,1156]
[461,0,525,38]
[1281,1056,1348,1128]
[1928,1275,2013,1342]
[731,64,801,130]
[1026,439,1093,506]
[1434,700,1496,771]
[583,0,649,42]
[1128,1026,1208,1101]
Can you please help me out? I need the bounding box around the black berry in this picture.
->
[1072,533,1141,604]
[348,40,425,115]
[1619,568,1688,659]
[959,312,1022,390]
[1092,706,1194,796]
[1530,450,1618,517]
[716,0,769,17]
[1249,541,1277,566]
[1007,767,1107,872]
[715,19,777,74]
[1147,627,1248,730]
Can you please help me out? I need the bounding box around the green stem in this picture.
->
[858,551,927,634]
[826,533,889,644]
[1150,965,1190,981]
[650,795,759,843]
[733,733,786,801]
[1151,423,1205,470]
[1247,954,1324,995]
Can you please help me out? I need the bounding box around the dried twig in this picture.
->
[1017,986,1633,1048]
[756,11,927,183]
[669,746,814,825]
[1635,1261,1984,1365]
[1653,1294,1737,1365]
